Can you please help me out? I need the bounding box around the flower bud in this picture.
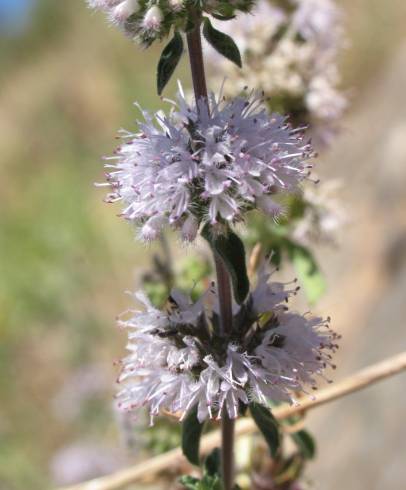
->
[168,0,184,12]
[141,216,164,241]
[181,215,199,242]
[143,5,163,31]
[257,195,282,217]
[112,0,140,22]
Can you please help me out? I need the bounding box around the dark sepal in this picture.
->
[157,31,184,95]
[181,405,205,466]
[249,402,280,457]
[202,17,242,68]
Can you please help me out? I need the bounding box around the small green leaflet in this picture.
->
[267,400,317,460]
[290,429,316,459]
[204,447,221,476]
[181,406,205,466]
[179,474,223,490]
[180,475,200,489]
[202,18,242,68]
[249,403,280,457]
[157,31,184,95]
[202,225,249,304]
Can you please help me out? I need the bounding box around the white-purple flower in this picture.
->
[86,0,255,46]
[102,86,314,241]
[291,179,346,245]
[207,0,347,145]
[86,0,164,45]
[142,5,163,31]
[110,0,140,24]
[116,267,339,422]
[168,0,184,12]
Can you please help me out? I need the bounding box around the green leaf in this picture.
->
[267,400,316,460]
[180,475,200,489]
[273,454,304,485]
[290,429,316,460]
[179,474,223,490]
[204,447,221,476]
[200,474,223,490]
[289,244,326,305]
[202,225,249,304]
[202,18,242,68]
[249,403,280,457]
[157,31,184,95]
[182,406,204,466]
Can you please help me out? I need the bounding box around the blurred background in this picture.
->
[1,0,406,489]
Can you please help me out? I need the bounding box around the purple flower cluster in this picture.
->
[116,267,339,422]
[102,87,315,241]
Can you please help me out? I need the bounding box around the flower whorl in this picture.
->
[116,267,339,422]
[102,87,315,242]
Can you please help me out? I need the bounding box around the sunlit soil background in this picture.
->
[1,1,406,489]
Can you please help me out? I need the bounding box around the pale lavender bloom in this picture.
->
[87,0,154,43]
[116,267,338,423]
[102,87,314,241]
[291,179,346,245]
[207,0,347,145]
[292,0,343,48]
[185,352,250,421]
[251,265,295,314]
[86,0,254,45]
[142,5,163,31]
[254,313,337,400]
[110,0,140,24]
[168,0,184,12]
[88,0,137,24]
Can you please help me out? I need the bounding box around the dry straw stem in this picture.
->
[247,243,263,279]
[61,351,406,490]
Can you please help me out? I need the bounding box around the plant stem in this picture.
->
[214,254,233,336]
[186,13,208,105]
[221,415,235,490]
[186,13,235,490]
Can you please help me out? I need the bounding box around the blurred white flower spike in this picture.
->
[116,267,339,423]
[101,86,315,241]
[207,0,347,145]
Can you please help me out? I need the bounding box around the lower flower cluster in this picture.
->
[116,267,339,423]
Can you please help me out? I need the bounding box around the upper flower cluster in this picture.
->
[86,0,255,46]
[116,266,339,422]
[207,0,347,145]
[102,87,315,242]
